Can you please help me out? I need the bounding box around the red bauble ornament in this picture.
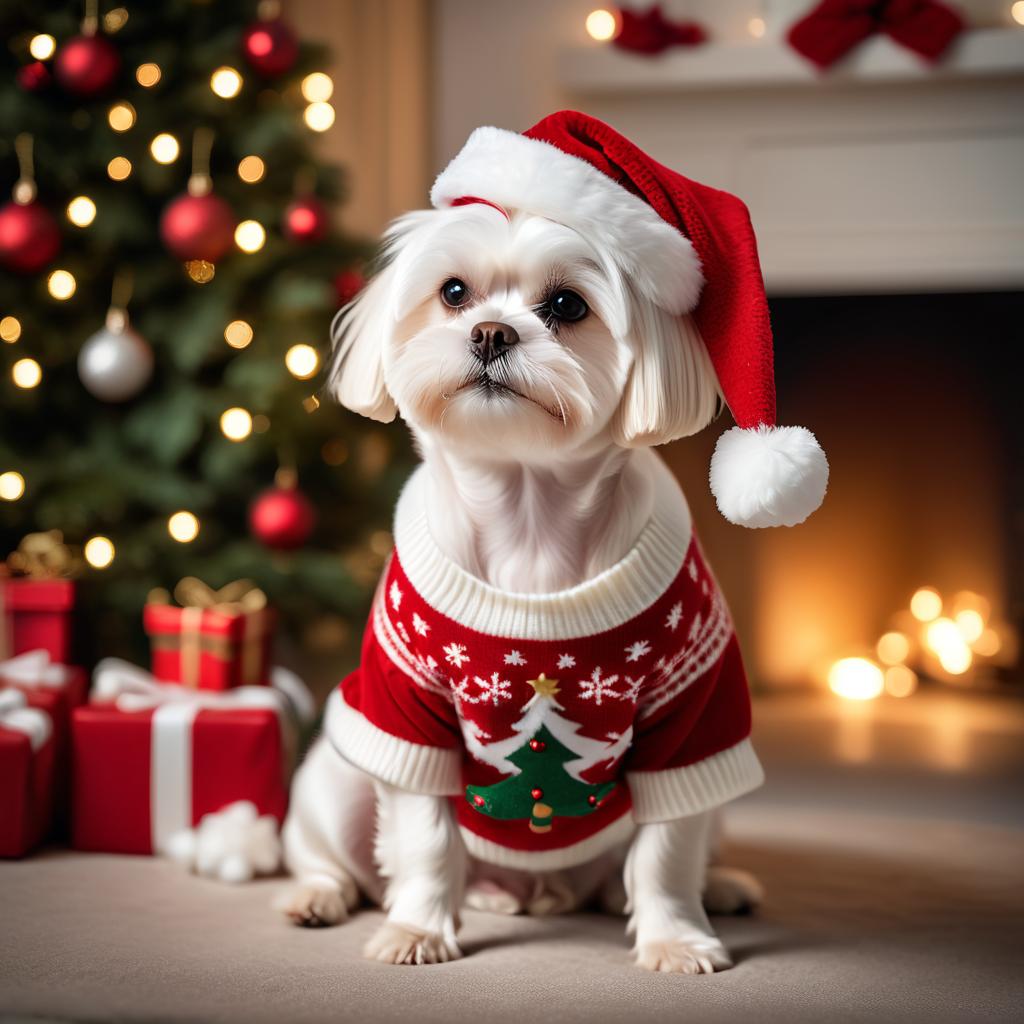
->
[17,61,51,92]
[242,19,299,77]
[249,486,315,550]
[472,794,485,807]
[529,739,546,752]
[334,268,366,306]
[160,192,236,262]
[55,34,120,97]
[284,197,329,244]
[530,788,544,800]
[587,794,598,806]
[0,200,61,273]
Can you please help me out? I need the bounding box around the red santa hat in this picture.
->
[431,110,828,528]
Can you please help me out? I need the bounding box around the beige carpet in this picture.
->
[1,805,1021,1024]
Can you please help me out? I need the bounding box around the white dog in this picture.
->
[278,113,827,973]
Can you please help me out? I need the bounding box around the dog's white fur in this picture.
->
[280,204,760,971]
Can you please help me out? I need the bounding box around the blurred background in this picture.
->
[2,0,1022,713]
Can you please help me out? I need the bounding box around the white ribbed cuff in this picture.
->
[626,738,764,824]
[324,689,462,796]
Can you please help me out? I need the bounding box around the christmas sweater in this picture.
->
[325,462,763,870]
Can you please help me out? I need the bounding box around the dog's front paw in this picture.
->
[274,880,358,928]
[363,921,461,965]
[635,938,733,974]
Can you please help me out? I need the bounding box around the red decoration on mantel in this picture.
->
[787,0,964,70]
[613,4,707,56]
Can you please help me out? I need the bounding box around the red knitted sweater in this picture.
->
[326,465,763,870]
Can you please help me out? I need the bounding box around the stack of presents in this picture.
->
[1,532,312,878]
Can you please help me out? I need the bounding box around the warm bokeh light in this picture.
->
[301,72,334,102]
[748,16,767,38]
[828,657,884,701]
[285,344,319,379]
[47,269,76,300]
[107,102,137,132]
[252,413,270,433]
[103,7,129,32]
[107,156,132,181]
[321,438,348,466]
[238,155,265,183]
[954,609,985,644]
[150,133,180,164]
[884,665,918,698]
[234,220,266,253]
[876,631,910,666]
[951,590,991,621]
[910,586,942,622]
[302,394,320,412]
[1,316,21,343]
[303,102,335,132]
[973,628,1002,657]
[224,320,253,349]
[12,358,42,389]
[29,34,56,60]
[1013,2,1024,27]
[84,535,115,569]
[185,260,215,283]
[220,406,253,441]
[66,196,97,227]
[585,9,619,41]
[168,510,200,543]
[210,66,243,98]
[925,617,973,675]
[0,471,25,501]
[136,62,161,87]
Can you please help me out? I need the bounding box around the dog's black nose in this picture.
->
[469,321,519,365]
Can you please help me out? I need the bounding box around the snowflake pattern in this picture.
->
[412,612,430,637]
[443,642,470,668]
[413,652,440,679]
[625,639,651,663]
[623,675,644,703]
[503,650,526,666]
[687,558,699,582]
[578,667,621,706]
[454,672,512,706]
[665,602,683,632]
[389,579,403,611]
[557,653,576,669]
[688,612,703,643]
[396,620,410,644]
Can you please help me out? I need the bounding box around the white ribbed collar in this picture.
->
[392,460,692,640]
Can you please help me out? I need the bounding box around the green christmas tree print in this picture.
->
[465,673,617,834]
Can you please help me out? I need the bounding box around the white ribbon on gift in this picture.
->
[91,658,313,855]
[0,688,52,751]
[0,648,74,689]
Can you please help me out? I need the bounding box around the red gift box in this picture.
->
[0,578,76,665]
[0,691,56,858]
[143,579,275,691]
[71,661,292,855]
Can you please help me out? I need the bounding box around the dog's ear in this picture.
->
[611,305,721,449]
[327,212,432,423]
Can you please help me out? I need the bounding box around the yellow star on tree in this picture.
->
[526,672,560,699]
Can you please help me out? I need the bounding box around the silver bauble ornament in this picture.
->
[78,311,154,402]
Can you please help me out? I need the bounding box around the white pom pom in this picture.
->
[165,829,198,868]
[709,424,828,528]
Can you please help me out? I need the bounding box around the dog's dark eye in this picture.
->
[440,278,470,308]
[548,290,588,323]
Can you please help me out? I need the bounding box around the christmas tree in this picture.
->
[466,674,617,833]
[0,2,411,665]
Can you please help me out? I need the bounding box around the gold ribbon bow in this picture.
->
[5,530,79,579]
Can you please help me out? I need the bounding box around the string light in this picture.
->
[303,102,335,132]
[876,631,909,666]
[220,407,253,441]
[47,269,76,300]
[67,196,97,227]
[210,66,243,98]
[954,609,985,644]
[301,72,334,102]
[12,358,42,389]
[136,63,161,87]
[1,316,21,343]
[234,220,266,253]
[585,9,619,41]
[828,657,884,701]
[107,156,132,181]
[748,17,767,38]
[974,628,1002,657]
[224,320,253,349]
[910,587,942,622]
[29,34,56,60]
[237,155,265,183]
[0,471,25,501]
[185,260,215,284]
[107,102,137,132]
[103,7,129,32]
[150,133,180,164]
[168,511,200,543]
[84,536,115,568]
[1013,2,1024,28]
[285,344,319,379]
[884,666,918,698]
[925,618,972,675]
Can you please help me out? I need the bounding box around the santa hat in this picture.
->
[431,110,828,528]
